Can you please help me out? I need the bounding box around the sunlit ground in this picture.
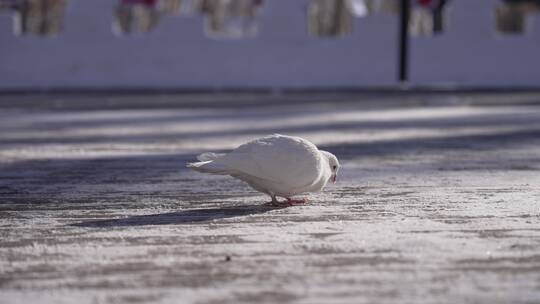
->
[1,92,540,304]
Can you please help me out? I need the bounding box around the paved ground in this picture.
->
[1,92,540,304]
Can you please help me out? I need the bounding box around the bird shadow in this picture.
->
[71,203,286,227]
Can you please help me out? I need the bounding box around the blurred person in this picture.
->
[203,0,262,38]
[307,0,400,37]
[308,0,353,37]
[348,0,368,17]
[361,0,399,15]
[0,0,22,11]
[12,0,67,36]
[497,0,540,33]
[410,0,448,36]
[114,0,160,34]
[157,0,182,14]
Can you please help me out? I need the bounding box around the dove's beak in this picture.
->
[332,174,337,184]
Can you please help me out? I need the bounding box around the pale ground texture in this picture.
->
[1,92,540,304]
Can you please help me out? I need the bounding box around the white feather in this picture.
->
[197,152,225,162]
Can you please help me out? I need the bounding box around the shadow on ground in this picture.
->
[2,129,540,200]
[71,204,284,227]
[2,110,540,145]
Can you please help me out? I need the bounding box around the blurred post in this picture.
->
[398,0,410,82]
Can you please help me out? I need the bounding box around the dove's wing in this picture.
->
[197,152,226,162]
[214,135,323,188]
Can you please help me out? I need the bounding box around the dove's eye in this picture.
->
[332,165,337,170]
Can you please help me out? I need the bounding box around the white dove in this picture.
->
[187,134,340,205]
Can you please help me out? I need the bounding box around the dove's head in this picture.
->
[321,150,340,184]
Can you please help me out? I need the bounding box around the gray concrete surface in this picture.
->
[1,93,540,304]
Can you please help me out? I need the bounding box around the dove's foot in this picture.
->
[263,197,308,207]
[264,200,291,208]
[286,198,308,205]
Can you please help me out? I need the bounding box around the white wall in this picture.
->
[410,0,540,87]
[1,0,539,90]
[0,0,397,90]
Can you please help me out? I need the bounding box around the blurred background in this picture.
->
[1,0,540,90]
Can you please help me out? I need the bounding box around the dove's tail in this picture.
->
[187,152,229,174]
[186,160,229,174]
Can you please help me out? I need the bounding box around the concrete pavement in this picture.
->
[1,93,540,304]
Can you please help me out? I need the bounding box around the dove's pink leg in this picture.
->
[266,201,290,208]
[264,195,290,208]
[286,198,308,205]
